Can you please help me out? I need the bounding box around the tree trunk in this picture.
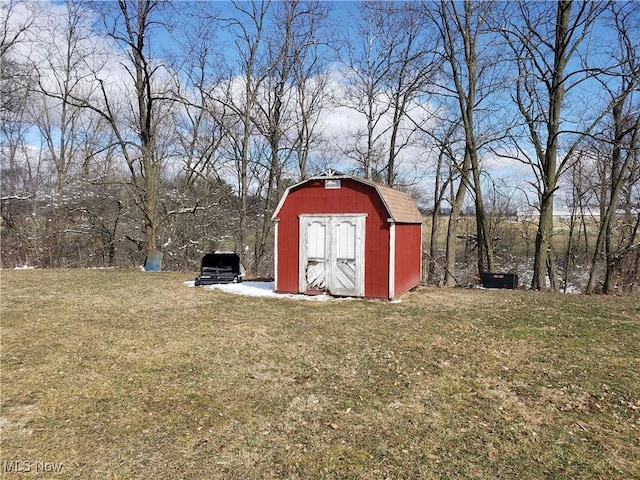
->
[531,1,572,290]
[470,150,494,276]
[445,154,472,286]
[586,104,638,293]
[532,190,555,289]
[437,0,495,282]
[429,150,446,284]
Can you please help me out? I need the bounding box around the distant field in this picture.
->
[423,215,602,258]
[1,269,639,479]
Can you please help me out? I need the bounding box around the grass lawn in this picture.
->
[1,269,639,479]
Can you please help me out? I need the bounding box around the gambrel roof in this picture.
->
[273,170,424,224]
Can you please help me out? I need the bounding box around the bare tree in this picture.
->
[379,2,441,187]
[247,0,331,272]
[411,93,470,287]
[47,0,177,263]
[1,0,41,198]
[1,0,38,58]
[583,1,640,293]
[30,1,100,196]
[1,1,46,267]
[214,0,271,272]
[498,0,611,290]
[425,121,459,285]
[573,16,637,293]
[422,0,500,283]
[562,151,596,292]
[337,2,439,185]
[290,9,331,181]
[169,4,229,192]
[336,1,390,181]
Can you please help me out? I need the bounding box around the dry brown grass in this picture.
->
[1,269,639,479]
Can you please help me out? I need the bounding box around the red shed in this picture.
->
[272,171,423,300]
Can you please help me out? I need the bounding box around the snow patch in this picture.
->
[185,280,356,301]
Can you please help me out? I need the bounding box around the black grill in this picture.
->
[195,252,243,286]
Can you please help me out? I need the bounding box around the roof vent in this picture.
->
[325,179,341,189]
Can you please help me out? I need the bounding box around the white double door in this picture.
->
[299,215,366,297]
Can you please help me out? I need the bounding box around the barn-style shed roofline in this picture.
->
[272,170,423,224]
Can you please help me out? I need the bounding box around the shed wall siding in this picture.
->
[393,223,422,297]
[275,179,390,298]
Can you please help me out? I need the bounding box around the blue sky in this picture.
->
[9,0,633,210]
